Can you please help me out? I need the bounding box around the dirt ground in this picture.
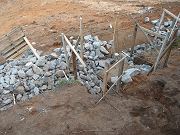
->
[0,0,179,53]
[0,0,180,135]
[0,49,179,135]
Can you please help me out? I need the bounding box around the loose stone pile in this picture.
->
[0,49,70,110]
[0,34,153,111]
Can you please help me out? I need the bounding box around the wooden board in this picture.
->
[0,27,28,60]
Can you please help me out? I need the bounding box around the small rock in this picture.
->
[100,46,109,55]
[26,68,34,76]
[3,99,12,105]
[35,56,47,67]
[3,90,10,94]
[144,17,150,23]
[33,87,40,95]
[18,70,26,78]
[32,64,43,75]
[16,86,25,94]
[32,74,40,80]
[16,94,22,101]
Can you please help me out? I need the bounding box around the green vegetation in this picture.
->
[58,79,80,87]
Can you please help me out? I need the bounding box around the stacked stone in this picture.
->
[0,49,69,111]
[74,35,113,94]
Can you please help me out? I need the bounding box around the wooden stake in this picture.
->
[72,52,77,80]
[116,54,125,91]
[102,63,109,96]
[168,13,180,41]
[154,32,169,71]
[63,34,86,67]
[130,24,138,56]
[61,33,69,69]
[164,9,180,22]
[112,16,118,54]
[23,37,40,59]
[80,17,84,59]
[163,29,178,67]
[154,11,165,40]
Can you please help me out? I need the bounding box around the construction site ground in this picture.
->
[0,0,180,135]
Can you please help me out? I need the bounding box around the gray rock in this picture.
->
[26,68,34,76]
[95,49,105,59]
[151,19,159,25]
[49,60,57,70]
[89,82,95,87]
[4,76,10,84]
[11,68,18,75]
[84,43,93,50]
[122,68,140,83]
[28,93,34,99]
[44,72,52,77]
[18,70,26,78]
[21,94,29,101]
[2,83,10,89]
[40,85,47,90]
[35,56,47,67]
[59,61,67,70]
[29,57,37,63]
[2,90,10,94]
[0,65,4,70]
[93,41,102,49]
[0,77,4,84]
[3,99,12,105]
[111,76,118,84]
[28,81,36,90]
[9,75,16,85]
[25,61,33,66]
[32,64,43,75]
[56,70,65,78]
[84,35,93,41]
[80,74,91,81]
[144,17,150,23]
[94,86,101,93]
[100,46,109,55]
[33,87,40,95]
[16,94,22,101]
[16,86,25,94]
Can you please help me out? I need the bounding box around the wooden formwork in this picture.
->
[0,27,40,61]
[0,27,28,60]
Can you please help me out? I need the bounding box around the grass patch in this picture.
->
[58,79,80,87]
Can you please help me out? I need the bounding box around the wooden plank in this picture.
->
[106,55,127,73]
[7,46,28,60]
[23,37,40,59]
[164,9,180,22]
[168,13,180,41]
[72,52,77,80]
[80,17,84,59]
[4,41,27,58]
[63,34,86,67]
[97,74,123,104]
[1,38,25,55]
[139,26,165,38]
[162,29,178,67]
[0,36,11,51]
[6,27,22,36]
